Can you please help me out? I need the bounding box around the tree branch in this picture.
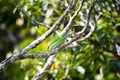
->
[76,0,96,36]
[61,0,84,34]
[19,45,79,59]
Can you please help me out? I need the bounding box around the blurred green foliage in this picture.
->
[0,0,120,80]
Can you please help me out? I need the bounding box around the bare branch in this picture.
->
[32,54,56,80]
[18,45,79,59]
[76,0,96,35]
[61,0,84,34]
[20,53,49,59]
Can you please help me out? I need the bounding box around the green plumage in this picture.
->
[45,34,66,62]
[48,34,66,51]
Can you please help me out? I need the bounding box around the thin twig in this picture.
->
[77,21,96,42]
[9,1,50,28]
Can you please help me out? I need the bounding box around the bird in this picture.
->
[45,33,66,62]
[48,33,66,51]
